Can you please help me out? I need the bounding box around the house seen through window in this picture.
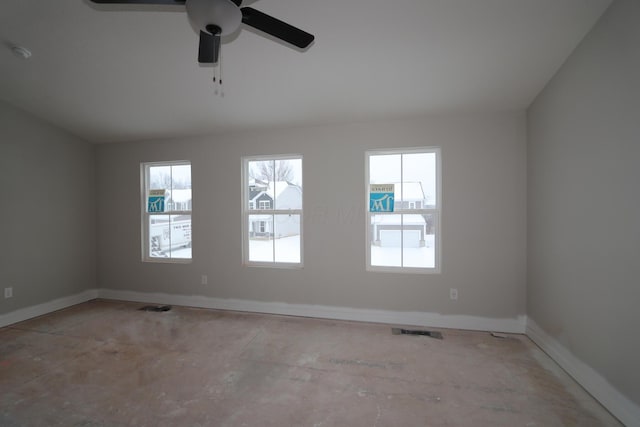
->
[243,156,303,266]
[366,148,440,272]
[142,161,192,262]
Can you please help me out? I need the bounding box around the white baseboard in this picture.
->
[95,288,526,333]
[0,289,99,328]
[527,318,640,427]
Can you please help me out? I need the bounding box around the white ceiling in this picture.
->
[0,0,611,143]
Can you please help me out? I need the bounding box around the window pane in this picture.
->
[171,164,191,188]
[169,164,192,212]
[148,215,192,259]
[402,152,436,208]
[248,161,271,211]
[149,165,171,191]
[369,154,401,185]
[149,215,170,258]
[274,214,301,263]
[274,159,302,210]
[248,214,274,262]
[370,214,402,267]
[170,215,192,258]
[402,214,435,268]
[249,160,274,184]
[167,188,192,212]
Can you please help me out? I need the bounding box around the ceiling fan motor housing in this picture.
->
[186,0,242,36]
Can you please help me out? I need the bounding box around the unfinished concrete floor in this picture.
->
[0,300,620,426]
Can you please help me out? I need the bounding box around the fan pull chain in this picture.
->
[215,47,224,96]
[218,46,223,86]
[212,44,223,96]
[213,56,218,84]
[211,41,217,84]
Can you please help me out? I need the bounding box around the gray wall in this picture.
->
[528,0,640,406]
[97,112,527,320]
[0,101,96,315]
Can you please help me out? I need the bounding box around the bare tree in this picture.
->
[150,168,191,190]
[150,171,172,190]
[250,160,294,183]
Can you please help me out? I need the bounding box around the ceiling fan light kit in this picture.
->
[186,0,242,36]
[90,0,314,84]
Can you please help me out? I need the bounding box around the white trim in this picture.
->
[527,318,640,427]
[2,288,522,334]
[95,288,525,333]
[0,289,98,328]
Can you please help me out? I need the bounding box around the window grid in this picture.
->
[366,148,441,273]
[242,155,303,267]
[259,200,271,210]
[141,161,192,263]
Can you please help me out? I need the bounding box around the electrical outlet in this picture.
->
[201,275,208,285]
[450,288,458,301]
[4,287,13,299]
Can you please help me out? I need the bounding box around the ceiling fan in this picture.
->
[89,0,314,65]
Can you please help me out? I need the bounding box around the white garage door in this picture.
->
[380,230,421,248]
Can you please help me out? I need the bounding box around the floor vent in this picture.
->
[139,305,172,312]
[392,328,443,339]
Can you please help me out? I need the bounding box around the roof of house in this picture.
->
[266,181,301,200]
[167,189,192,203]
[388,182,425,201]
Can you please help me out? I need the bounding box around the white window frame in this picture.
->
[365,147,441,273]
[242,154,303,268]
[141,160,192,263]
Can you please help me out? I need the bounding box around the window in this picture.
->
[366,148,440,272]
[259,200,271,210]
[142,161,192,262]
[243,155,303,266]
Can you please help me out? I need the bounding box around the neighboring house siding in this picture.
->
[273,185,302,210]
[248,182,302,238]
[254,193,272,209]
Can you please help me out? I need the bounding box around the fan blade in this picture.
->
[89,0,185,4]
[241,7,314,49]
[198,31,220,64]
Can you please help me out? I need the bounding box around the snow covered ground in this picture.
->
[150,247,191,259]
[371,234,435,268]
[249,235,301,263]
[171,247,191,258]
[153,235,435,267]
